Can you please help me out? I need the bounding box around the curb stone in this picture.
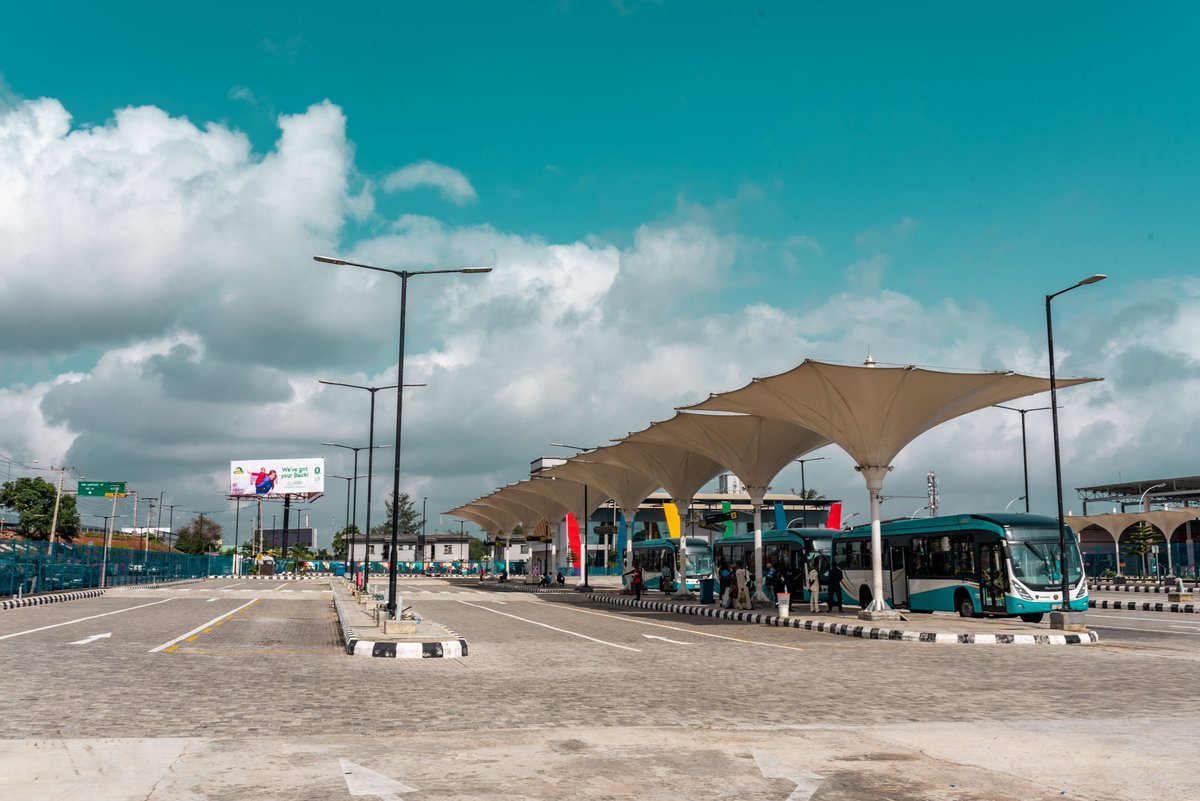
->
[585,594,1100,645]
[1090,599,1197,614]
[331,581,468,660]
[0,589,105,611]
[1088,583,1195,594]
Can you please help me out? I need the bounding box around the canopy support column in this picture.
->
[748,486,772,604]
[623,507,638,593]
[857,466,901,620]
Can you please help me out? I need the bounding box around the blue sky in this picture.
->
[1,2,1198,542]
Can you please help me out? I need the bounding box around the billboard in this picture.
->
[230,459,325,498]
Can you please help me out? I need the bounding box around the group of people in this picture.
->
[716,556,845,613]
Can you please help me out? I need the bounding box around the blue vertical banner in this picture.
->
[617,511,629,557]
[773,501,788,530]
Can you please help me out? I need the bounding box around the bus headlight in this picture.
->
[1074,581,1087,599]
[1013,581,1034,601]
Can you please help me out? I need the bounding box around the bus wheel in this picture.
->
[858,586,872,609]
[1019,613,1044,623]
[956,592,975,618]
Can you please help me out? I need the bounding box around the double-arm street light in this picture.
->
[1046,273,1107,612]
[992,404,1054,513]
[315,255,492,619]
[320,379,425,589]
[323,441,391,589]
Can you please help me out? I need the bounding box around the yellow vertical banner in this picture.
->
[663,502,681,539]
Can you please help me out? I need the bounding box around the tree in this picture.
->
[288,543,312,572]
[468,536,490,562]
[175,515,223,555]
[1123,521,1164,576]
[373,492,424,539]
[332,524,358,560]
[237,541,255,558]
[0,476,79,540]
[789,487,825,501]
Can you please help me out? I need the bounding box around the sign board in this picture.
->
[78,481,127,497]
[229,459,324,498]
[704,512,737,525]
[594,525,619,535]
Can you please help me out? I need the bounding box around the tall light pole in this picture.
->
[794,455,828,528]
[328,473,366,566]
[992,404,1053,512]
[1047,273,1106,614]
[1138,483,1166,512]
[320,380,424,589]
[323,441,391,590]
[421,496,428,566]
[315,255,492,619]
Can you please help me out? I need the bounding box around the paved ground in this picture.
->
[0,577,1195,800]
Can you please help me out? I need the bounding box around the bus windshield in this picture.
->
[1006,527,1083,588]
[687,550,713,577]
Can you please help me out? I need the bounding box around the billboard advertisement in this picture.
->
[230,459,324,498]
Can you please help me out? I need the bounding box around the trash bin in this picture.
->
[699,577,715,604]
[776,592,790,618]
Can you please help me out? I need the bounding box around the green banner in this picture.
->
[78,481,127,497]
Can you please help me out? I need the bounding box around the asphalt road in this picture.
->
[0,578,1195,800]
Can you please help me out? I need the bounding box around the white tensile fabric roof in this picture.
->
[622,411,830,500]
[516,470,611,519]
[595,437,725,507]
[541,452,660,517]
[684,359,1101,470]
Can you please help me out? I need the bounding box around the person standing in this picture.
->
[827,558,845,613]
[735,562,753,609]
[771,564,788,609]
[807,559,821,613]
[624,563,645,601]
[717,561,733,608]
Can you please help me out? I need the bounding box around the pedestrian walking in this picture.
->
[624,563,645,601]
[827,559,845,612]
[807,559,821,613]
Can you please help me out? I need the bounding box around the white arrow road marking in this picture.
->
[751,749,825,801]
[340,759,417,800]
[642,634,692,645]
[68,632,112,645]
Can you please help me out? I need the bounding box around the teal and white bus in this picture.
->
[834,513,1088,622]
[632,537,714,592]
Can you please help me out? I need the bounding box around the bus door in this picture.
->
[978,542,1007,613]
[888,544,909,607]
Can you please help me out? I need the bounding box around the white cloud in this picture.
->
[1,96,1197,544]
[383,160,477,205]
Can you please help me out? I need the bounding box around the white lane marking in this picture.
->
[148,599,257,652]
[213,582,243,590]
[1088,613,1200,624]
[554,604,808,652]
[1089,622,1200,636]
[68,632,112,646]
[456,600,640,651]
[752,749,824,801]
[340,758,417,799]
[0,598,175,642]
[643,634,692,645]
[206,598,218,603]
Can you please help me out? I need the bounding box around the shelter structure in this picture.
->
[685,359,1100,619]
[1070,510,1200,577]
[1077,477,1200,513]
[621,412,829,602]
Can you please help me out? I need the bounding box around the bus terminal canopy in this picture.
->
[684,359,1102,616]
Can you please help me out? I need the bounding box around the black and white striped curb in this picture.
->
[225,573,335,581]
[331,585,468,659]
[1090,599,1198,614]
[1088,583,1196,593]
[1,589,105,610]
[587,594,1099,645]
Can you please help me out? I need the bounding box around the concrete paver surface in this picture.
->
[0,577,1193,800]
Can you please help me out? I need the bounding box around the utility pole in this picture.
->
[48,465,73,545]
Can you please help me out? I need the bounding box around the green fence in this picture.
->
[0,538,213,597]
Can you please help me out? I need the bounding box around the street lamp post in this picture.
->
[421,496,428,567]
[992,404,1054,512]
[550,443,596,590]
[1047,273,1107,615]
[1138,483,1166,512]
[794,456,828,527]
[323,441,391,592]
[328,473,366,568]
[315,255,492,620]
[1005,495,1027,513]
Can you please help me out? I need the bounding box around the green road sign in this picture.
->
[78,481,127,497]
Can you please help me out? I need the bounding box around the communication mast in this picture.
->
[926,469,939,517]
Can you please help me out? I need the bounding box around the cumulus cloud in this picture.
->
[383,160,477,205]
[1,96,1196,545]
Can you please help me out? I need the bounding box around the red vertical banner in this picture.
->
[566,513,581,569]
[825,502,842,530]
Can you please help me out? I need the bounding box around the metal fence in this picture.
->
[0,538,212,597]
